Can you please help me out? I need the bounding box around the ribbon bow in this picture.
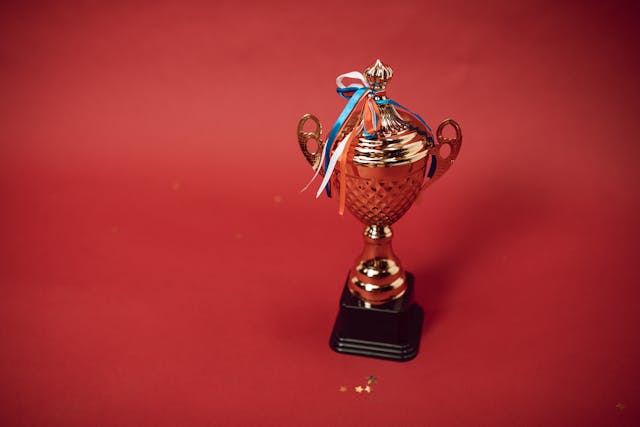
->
[305,70,434,215]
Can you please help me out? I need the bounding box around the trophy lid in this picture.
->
[349,60,432,167]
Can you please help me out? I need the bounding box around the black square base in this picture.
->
[329,273,424,361]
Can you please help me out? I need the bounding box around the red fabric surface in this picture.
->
[1,1,639,425]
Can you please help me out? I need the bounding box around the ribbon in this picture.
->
[308,70,435,214]
[316,72,378,198]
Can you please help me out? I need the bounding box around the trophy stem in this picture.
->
[347,224,408,305]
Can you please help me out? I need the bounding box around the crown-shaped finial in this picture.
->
[364,59,393,89]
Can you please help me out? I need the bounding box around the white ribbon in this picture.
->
[299,138,328,193]
[336,71,368,89]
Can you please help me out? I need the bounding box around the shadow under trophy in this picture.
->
[297,59,462,361]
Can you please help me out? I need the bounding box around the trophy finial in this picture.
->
[364,59,393,90]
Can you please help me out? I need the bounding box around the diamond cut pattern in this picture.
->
[333,166,426,226]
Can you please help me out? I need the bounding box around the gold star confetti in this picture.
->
[616,403,626,411]
[339,375,379,394]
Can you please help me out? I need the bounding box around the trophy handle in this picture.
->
[423,118,462,188]
[297,114,325,173]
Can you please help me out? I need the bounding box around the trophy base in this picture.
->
[329,272,423,362]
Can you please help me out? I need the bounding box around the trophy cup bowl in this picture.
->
[297,60,462,361]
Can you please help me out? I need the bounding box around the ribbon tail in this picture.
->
[299,141,328,193]
[315,128,354,198]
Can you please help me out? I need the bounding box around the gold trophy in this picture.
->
[297,60,462,361]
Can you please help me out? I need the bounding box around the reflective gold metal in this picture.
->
[297,113,325,173]
[297,60,462,305]
[424,118,463,189]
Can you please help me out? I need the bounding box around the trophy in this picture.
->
[297,60,462,361]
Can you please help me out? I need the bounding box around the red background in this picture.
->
[1,0,639,425]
